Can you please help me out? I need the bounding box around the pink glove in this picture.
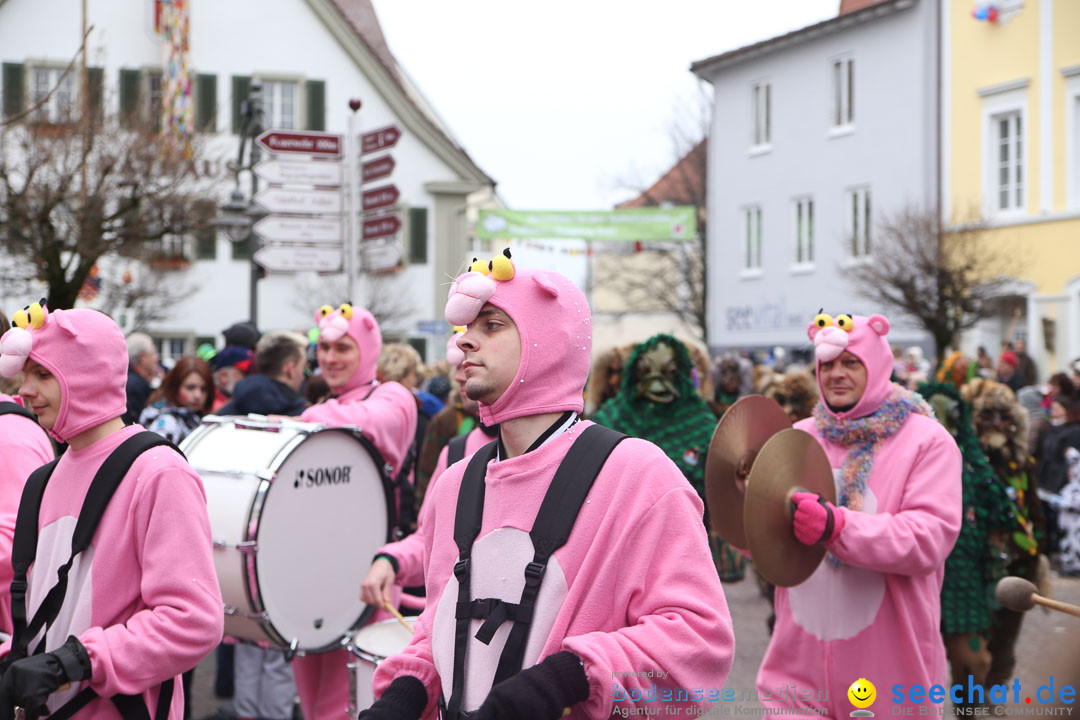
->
[791,491,846,546]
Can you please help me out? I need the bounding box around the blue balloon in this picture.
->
[975,6,989,19]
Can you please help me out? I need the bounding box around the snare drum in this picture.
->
[348,619,415,711]
[181,415,395,654]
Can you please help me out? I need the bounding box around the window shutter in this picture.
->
[408,207,428,264]
[87,66,104,122]
[2,62,24,118]
[195,73,216,132]
[231,75,251,134]
[305,79,325,131]
[119,68,141,126]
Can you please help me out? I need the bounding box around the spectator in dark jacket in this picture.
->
[123,332,160,424]
[1037,396,1080,495]
[217,331,308,417]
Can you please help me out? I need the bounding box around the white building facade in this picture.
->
[0,0,495,361]
[692,0,938,359]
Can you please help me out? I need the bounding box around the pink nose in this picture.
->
[814,326,849,362]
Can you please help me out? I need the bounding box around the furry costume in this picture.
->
[919,381,1016,691]
[592,335,743,581]
[583,344,633,417]
[756,368,816,423]
[961,377,1045,687]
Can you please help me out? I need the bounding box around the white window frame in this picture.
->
[791,196,814,270]
[258,76,303,130]
[1065,69,1080,211]
[831,55,854,131]
[750,80,771,153]
[980,86,1028,219]
[846,186,872,259]
[28,63,75,124]
[741,205,763,276]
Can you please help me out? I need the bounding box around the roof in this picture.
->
[616,139,707,209]
[690,0,913,77]
[324,0,494,187]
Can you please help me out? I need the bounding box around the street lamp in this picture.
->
[212,81,266,326]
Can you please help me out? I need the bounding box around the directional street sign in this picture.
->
[256,129,343,158]
[254,187,343,215]
[362,185,399,213]
[254,244,343,272]
[362,155,395,183]
[253,216,343,245]
[362,125,401,154]
[254,158,343,187]
[361,238,402,273]
[362,213,401,240]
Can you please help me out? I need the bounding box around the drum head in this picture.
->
[351,619,414,660]
[256,428,392,652]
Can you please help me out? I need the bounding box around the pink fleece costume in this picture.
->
[291,303,418,720]
[0,393,53,633]
[756,313,962,718]
[372,260,734,718]
[0,307,223,718]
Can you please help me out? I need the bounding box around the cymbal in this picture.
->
[704,395,792,549]
[745,428,835,587]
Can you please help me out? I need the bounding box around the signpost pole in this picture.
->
[346,100,362,303]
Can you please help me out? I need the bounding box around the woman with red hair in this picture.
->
[139,355,214,445]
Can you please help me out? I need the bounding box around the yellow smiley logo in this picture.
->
[848,678,876,709]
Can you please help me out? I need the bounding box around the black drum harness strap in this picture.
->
[441,423,626,719]
[6,431,182,720]
[0,401,39,424]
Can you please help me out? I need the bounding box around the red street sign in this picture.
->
[362,125,401,154]
[362,155,395,183]
[362,213,401,240]
[256,129,343,158]
[362,185,400,212]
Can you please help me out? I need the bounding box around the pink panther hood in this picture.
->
[0,307,128,443]
[445,265,590,425]
[807,313,893,420]
[314,303,381,394]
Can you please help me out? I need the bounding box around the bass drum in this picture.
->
[181,415,395,654]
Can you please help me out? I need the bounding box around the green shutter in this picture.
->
[408,207,428,264]
[195,73,216,132]
[231,75,251,134]
[119,68,141,127]
[194,200,217,259]
[305,79,325,131]
[2,62,24,118]
[87,66,104,122]
[407,337,427,362]
[231,235,253,260]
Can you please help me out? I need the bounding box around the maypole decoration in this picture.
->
[160,0,193,158]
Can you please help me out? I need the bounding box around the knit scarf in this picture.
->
[813,384,933,512]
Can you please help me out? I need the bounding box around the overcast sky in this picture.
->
[370,0,838,210]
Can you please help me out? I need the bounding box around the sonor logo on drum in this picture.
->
[294,465,352,488]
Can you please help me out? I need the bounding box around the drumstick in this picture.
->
[383,600,415,634]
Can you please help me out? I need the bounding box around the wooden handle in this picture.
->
[1032,594,1080,619]
[383,600,415,634]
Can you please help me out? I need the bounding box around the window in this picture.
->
[993,111,1024,212]
[832,57,854,127]
[793,197,814,265]
[1071,91,1080,210]
[744,206,762,269]
[31,66,73,123]
[146,70,163,133]
[847,187,871,257]
[752,81,771,147]
[408,207,429,264]
[263,80,298,129]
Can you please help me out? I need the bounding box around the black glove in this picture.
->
[475,651,590,720]
[0,636,92,720]
[358,675,427,720]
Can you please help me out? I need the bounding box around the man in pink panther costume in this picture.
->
[292,302,418,720]
[362,253,733,720]
[757,311,961,717]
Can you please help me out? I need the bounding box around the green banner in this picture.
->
[476,208,697,241]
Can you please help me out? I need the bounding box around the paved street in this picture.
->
[188,570,1080,719]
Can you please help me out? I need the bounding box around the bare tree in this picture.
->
[94,264,199,332]
[601,86,710,342]
[290,271,417,330]
[847,206,1017,365]
[0,110,215,310]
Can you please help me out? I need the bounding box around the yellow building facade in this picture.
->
[944,0,1080,377]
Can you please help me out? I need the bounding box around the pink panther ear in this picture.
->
[867,314,890,336]
[362,314,376,332]
[806,322,821,342]
[532,272,559,298]
[51,309,78,336]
